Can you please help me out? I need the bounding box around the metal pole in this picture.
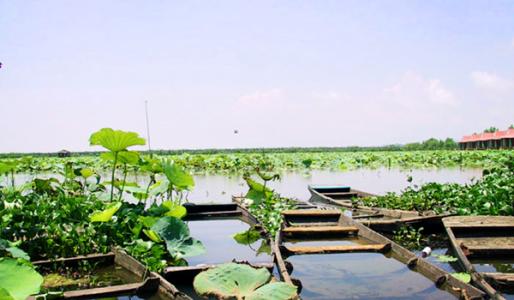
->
[145,100,152,154]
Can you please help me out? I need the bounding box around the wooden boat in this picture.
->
[274,209,485,299]
[31,248,185,299]
[443,216,514,300]
[308,185,451,232]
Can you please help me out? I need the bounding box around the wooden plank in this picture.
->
[444,216,514,228]
[459,237,514,252]
[282,209,341,217]
[287,221,340,227]
[482,272,514,284]
[63,283,143,299]
[282,226,358,235]
[284,243,390,255]
[33,252,115,266]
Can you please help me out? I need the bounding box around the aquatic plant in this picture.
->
[193,263,297,300]
[89,128,145,201]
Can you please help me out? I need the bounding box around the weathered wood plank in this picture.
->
[282,226,358,235]
[282,209,341,217]
[444,216,514,228]
[284,243,390,254]
[482,272,514,284]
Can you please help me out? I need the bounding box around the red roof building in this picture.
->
[459,128,514,149]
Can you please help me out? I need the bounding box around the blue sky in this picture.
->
[1,1,513,152]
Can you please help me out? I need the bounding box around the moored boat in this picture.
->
[309,185,452,232]
[443,216,514,300]
[274,208,486,299]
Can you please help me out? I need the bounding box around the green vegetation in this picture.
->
[483,127,499,133]
[1,150,512,178]
[392,226,424,250]
[360,154,514,215]
[193,263,297,300]
[0,128,204,274]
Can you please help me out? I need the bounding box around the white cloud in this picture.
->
[384,72,457,107]
[470,71,514,92]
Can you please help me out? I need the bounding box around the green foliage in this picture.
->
[162,160,195,190]
[193,263,297,300]
[150,216,206,259]
[483,127,499,133]
[0,258,43,300]
[361,156,514,215]
[233,227,262,245]
[89,202,122,222]
[89,128,146,152]
[392,226,424,250]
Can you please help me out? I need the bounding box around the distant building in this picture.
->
[459,129,514,150]
[57,149,71,157]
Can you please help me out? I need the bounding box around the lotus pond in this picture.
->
[0,128,513,300]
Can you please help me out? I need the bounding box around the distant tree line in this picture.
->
[403,138,458,151]
[0,137,460,158]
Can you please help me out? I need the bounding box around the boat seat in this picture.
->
[283,243,390,255]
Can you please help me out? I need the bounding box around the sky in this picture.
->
[1,1,513,153]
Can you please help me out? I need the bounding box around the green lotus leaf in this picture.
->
[151,217,205,259]
[90,202,122,222]
[79,168,95,179]
[248,282,298,300]
[89,128,145,152]
[233,228,261,245]
[100,151,140,165]
[162,161,195,190]
[451,272,471,283]
[0,258,43,300]
[193,263,296,300]
[0,287,14,300]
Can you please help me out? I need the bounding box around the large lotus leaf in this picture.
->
[151,217,205,259]
[0,288,14,300]
[90,202,122,222]
[193,263,271,299]
[162,162,195,190]
[79,168,95,179]
[248,282,297,300]
[89,128,145,152]
[0,258,43,300]
[100,151,140,165]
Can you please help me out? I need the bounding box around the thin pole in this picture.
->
[145,100,152,154]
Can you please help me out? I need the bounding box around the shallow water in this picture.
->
[287,252,455,300]
[185,218,272,266]
[12,167,482,204]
